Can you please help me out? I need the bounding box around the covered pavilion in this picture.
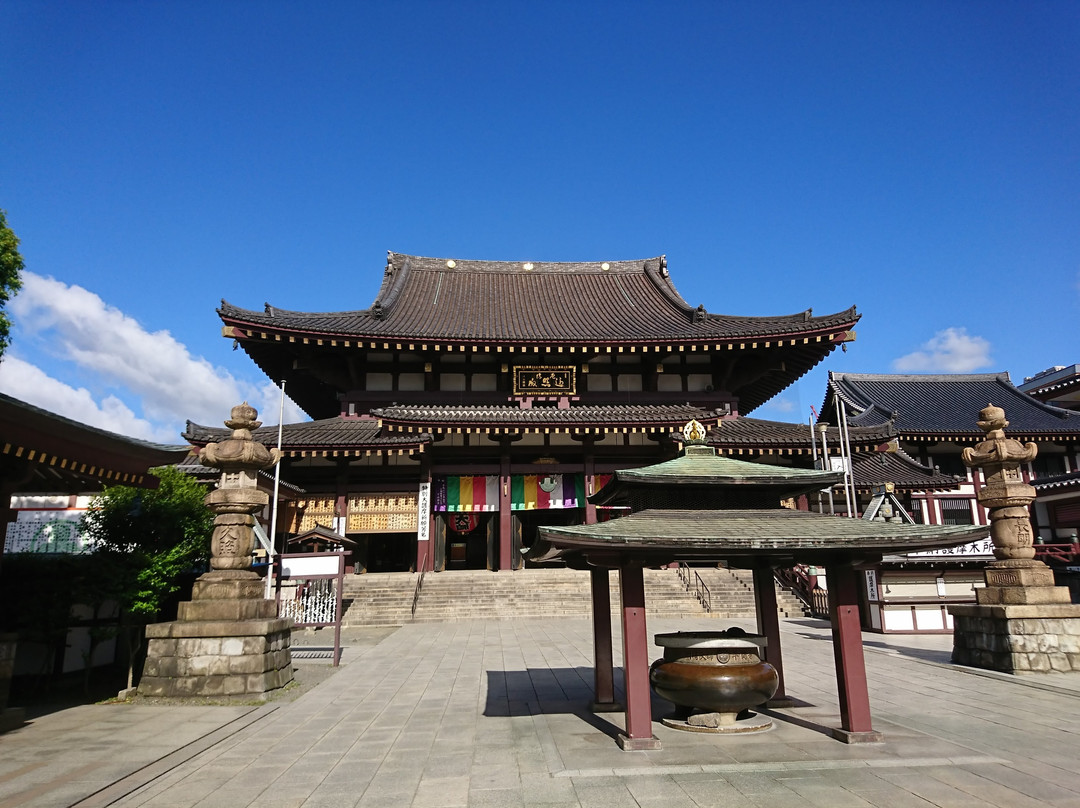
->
[533,427,986,749]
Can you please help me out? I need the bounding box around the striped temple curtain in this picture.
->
[511,474,586,511]
[434,473,592,512]
[433,476,500,512]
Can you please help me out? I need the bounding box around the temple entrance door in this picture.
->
[364,533,413,573]
[444,513,490,570]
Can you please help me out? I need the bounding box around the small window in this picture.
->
[939,498,975,525]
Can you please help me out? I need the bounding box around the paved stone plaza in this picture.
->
[2,616,1079,807]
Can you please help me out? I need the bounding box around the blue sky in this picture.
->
[2,1,1078,442]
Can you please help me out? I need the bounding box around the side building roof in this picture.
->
[0,392,191,492]
[184,416,430,458]
[822,372,1080,440]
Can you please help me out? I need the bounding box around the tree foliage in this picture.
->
[81,466,214,623]
[0,209,25,357]
[80,466,213,687]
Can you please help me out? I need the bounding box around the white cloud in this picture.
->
[4,272,306,441]
[0,356,167,441]
[763,397,797,414]
[892,328,993,373]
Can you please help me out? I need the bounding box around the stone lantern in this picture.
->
[138,403,294,698]
[950,405,1080,672]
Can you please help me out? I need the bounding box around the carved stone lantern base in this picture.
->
[137,573,293,699]
[949,603,1080,674]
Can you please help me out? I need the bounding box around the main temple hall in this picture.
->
[186,253,860,574]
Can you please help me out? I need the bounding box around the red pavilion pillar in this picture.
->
[752,565,789,705]
[826,561,883,743]
[617,559,660,750]
[589,568,620,712]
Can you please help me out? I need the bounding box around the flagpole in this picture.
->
[265,380,285,599]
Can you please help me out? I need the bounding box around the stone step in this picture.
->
[338,566,797,627]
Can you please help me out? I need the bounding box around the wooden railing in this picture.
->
[1034,543,1080,565]
[411,551,428,618]
[676,562,712,613]
[774,565,829,618]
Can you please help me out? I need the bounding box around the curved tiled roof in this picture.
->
[1,392,191,492]
[708,417,896,452]
[373,403,720,431]
[184,417,429,452]
[221,253,858,345]
[850,449,960,490]
[823,372,1080,437]
[1032,469,1080,493]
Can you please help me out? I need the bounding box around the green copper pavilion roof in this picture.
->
[590,444,844,507]
[533,509,986,567]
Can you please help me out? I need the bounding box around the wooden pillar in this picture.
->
[583,439,597,526]
[826,561,883,743]
[499,449,513,571]
[752,565,789,705]
[617,560,660,750]
[590,568,620,711]
[415,457,432,572]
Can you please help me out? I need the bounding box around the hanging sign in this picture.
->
[513,365,576,396]
[416,482,431,543]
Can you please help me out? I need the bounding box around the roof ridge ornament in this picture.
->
[682,419,707,445]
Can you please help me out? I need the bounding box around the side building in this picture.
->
[188,253,859,574]
[819,372,1080,631]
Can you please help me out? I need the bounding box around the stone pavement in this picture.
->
[2,616,1080,807]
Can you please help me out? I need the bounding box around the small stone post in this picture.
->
[950,405,1080,673]
[138,403,294,698]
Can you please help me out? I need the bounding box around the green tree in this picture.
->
[0,209,25,356]
[80,466,214,688]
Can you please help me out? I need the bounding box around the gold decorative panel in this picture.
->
[347,493,418,534]
[288,497,337,533]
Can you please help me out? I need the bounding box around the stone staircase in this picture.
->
[341,566,809,627]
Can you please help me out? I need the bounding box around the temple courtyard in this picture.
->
[2,616,1079,808]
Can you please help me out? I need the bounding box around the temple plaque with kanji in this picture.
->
[513,366,576,396]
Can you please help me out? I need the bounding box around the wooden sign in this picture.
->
[513,365,576,396]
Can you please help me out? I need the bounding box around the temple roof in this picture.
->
[707,416,896,454]
[533,508,986,566]
[849,449,960,490]
[221,253,859,345]
[184,416,429,456]
[1032,469,1080,493]
[0,392,191,493]
[823,372,1080,438]
[373,403,722,433]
